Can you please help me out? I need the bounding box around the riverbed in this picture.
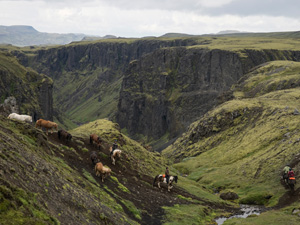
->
[215,204,265,225]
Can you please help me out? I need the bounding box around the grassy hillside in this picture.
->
[0,51,51,116]
[1,114,238,224]
[70,118,166,176]
[162,61,300,223]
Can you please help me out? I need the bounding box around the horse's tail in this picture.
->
[153,175,159,187]
[90,135,93,144]
[58,130,61,139]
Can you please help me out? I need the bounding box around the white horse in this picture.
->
[8,113,32,123]
[109,147,122,165]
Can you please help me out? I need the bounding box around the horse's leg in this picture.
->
[158,182,161,189]
[111,156,115,165]
[101,173,104,182]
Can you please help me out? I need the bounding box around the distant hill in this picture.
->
[217,30,248,34]
[81,34,118,41]
[0,25,85,46]
[159,32,196,38]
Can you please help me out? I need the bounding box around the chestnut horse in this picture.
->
[95,162,111,182]
[35,119,58,135]
[58,129,72,144]
[153,175,178,192]
[109,147,121,165]
[90,134,102,150]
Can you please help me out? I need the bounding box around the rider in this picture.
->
[110,140,118,156]
[283,165,291,183]
[288,168,295,178]
[165,167,170,184]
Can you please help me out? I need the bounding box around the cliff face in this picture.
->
[11,38,300,142]
[0,51,53,120]
[15,39,198,127]
[116,48,300,141]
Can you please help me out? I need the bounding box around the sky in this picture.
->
[0,0,299,37]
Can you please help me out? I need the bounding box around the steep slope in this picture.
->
[1,116,236,225]
[0,51,53,119]
[161,61,300,224]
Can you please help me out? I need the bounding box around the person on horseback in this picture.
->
[288,168,295,178]
[110,140,118,156]
[165,167,170,184]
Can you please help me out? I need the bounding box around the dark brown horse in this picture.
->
[90,134,102,150]
[90,151,100,165]
[58,129,72,144]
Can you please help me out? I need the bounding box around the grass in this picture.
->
[162,204,217,225]
[163,62,300,208]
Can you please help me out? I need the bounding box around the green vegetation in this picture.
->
[163,61,300,210]
[0,51,50,116]
[0,182,59,225]
[162,204,216,225]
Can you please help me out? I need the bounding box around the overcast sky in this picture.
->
[0,0,299,37]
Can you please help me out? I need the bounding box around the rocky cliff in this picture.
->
[116,48,300,142]
[10,37,300,144]
[13,38,198,127]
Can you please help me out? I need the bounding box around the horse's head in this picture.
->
[107,168,112,176]
[116,149,121,157]
[174,176,178,183]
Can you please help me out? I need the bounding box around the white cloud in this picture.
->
[0,0,299,37]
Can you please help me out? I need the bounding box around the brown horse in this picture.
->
[90,134,102,150]
[109,147,121,165]
[95,162,111,182]
[35,119,58,135]
[153,175,178,192]
[58,129,72,144]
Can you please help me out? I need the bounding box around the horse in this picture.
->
[58,129,72,143]
[109,147,121,165]
[35,119,58,135]
[90,134,102,150]
[8,113,32,123]
[153,174,178,192]
[288,177,296,191]
[95,162,111,182]
[90,151,100,166]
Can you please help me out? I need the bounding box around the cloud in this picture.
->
[0,0,299,37]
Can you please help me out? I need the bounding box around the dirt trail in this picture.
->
[46,132,235,224]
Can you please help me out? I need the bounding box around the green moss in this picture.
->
[162,204,216,225]
[82,169,98,186]
[110,176,130,193]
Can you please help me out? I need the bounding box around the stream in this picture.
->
[215,204,265,225]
